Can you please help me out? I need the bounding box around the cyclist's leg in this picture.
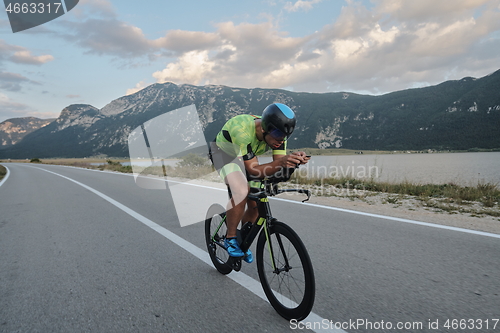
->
[224,170,249,238]
[241,199,258,225]
[209,142,248,238]
[239,197,257,263]
[209,142,252,258]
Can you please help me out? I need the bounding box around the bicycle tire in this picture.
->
[205,203,233,275]
[256,221,315,321]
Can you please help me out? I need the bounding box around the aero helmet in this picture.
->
[261,103,296,140]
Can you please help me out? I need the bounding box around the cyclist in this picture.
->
[209,103,310,263]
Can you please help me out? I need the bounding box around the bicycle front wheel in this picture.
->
[205,203,232,275]
[256,221,315,321]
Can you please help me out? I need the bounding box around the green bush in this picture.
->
[97,162,133,173]
[106,159,121,166]
[30,158,42,163]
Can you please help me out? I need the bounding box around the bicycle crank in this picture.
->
[227,257,242,271]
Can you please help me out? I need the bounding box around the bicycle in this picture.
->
[204,179,315,321]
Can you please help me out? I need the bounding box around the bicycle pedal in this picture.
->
[228,257,242,271]
[233,260,242,271]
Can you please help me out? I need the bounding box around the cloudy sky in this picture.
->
[1,0,499,123]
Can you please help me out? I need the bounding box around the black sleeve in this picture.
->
[242,143,255,161]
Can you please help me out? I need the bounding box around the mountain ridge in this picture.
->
[1,69,499,158]
[0,117,55,147]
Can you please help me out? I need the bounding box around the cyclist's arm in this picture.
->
[244,154,303,178]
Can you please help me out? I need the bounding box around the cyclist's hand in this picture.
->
[291,151,310,165]
[278,154,303,168]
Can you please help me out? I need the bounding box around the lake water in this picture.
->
[260,152,500,186]
[125,152,499,186]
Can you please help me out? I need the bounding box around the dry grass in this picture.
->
[5,157,497,218]
[0,164,6,181]
[288,172,500,218]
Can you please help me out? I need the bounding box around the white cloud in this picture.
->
[374,0,494,22]
[216,22,304,72]
[0,93,59,122]
[149,21,314,91]
[126,81,148,95]
[0,71,31,82]
[284,0,322,12]
[0,41,53,92]
[61,19,154,57]
[0,71,40,92]
[153,51,215,86]
[70,0,498,95]
[154,30,221,55]
[0,93,34,120]
[72,0,116,18]
[9,50,54,65]
[0,40,54,65]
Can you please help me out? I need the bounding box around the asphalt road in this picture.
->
[1,163,499,332]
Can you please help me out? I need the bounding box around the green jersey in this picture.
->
[215,114,286,160]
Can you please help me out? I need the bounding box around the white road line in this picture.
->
[0,164,10,187]
[271,198,500,240]
[35,163,500,240]
[32,166,343,333]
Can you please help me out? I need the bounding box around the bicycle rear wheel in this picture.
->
[256,221,315,321]
[205,203,232,275]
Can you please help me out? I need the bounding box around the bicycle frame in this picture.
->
[210,183,311,270]
[205,180,315,320]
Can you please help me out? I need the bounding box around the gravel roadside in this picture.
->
[189,176,500,235]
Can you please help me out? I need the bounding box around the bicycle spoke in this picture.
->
[205,204,232,275]
[257,221,315,320]
[263,234,305,307]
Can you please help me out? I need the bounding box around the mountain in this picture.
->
[0,117,55,147]
[1,70,499,159]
